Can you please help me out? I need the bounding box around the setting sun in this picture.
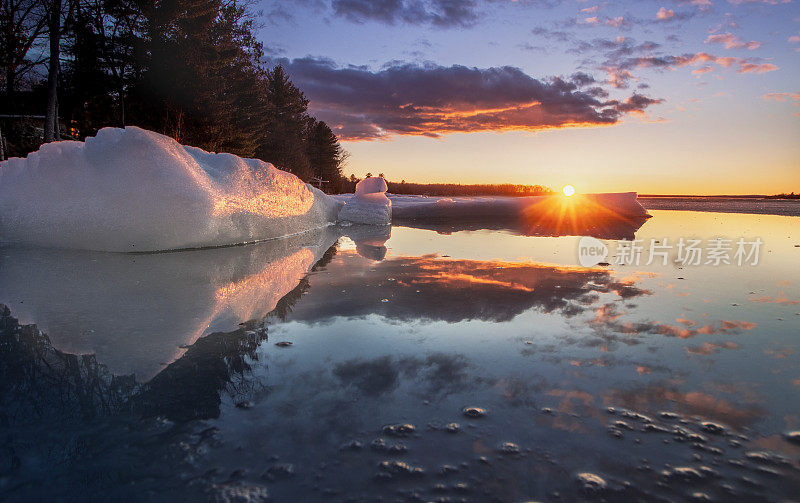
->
[562,185,576,197]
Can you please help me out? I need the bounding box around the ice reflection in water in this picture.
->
[0,228,339,380]
[1,210,799,502]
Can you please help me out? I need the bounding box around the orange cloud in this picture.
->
[606,51,778,88]
[749,294,800,305]
[764,348,795,359]
[692,66,714,75]
[763,92,800,102]
[277,58,663,140]
[705,32,762,50]
[581,15,627,28]
[657,7,675,19]
[738,62,778,73]
[686,341,740,355]
[728,0,791,4]
[720,320,757,330]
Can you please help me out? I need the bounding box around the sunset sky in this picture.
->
[257,0,800,194]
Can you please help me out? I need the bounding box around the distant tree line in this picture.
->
[387,181,552,197]
[341,173,553,197]
[763,192,799,200]
[0,0,348,191]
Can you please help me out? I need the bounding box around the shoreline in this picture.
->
[639,197,800,217]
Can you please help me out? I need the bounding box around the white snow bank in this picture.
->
[337,176,392,225]
[0,127,342,252]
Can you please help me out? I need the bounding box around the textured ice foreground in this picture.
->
[0,127,342,252]
[337,176,392,225]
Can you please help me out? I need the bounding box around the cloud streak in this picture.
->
[271,58,662,140]
[705,32,762,50]
[727,0,791,4]
[618,52,778,73]
[318,0,565,28]
[762,92,800,102]
[604,51,778,87]
[331,0,480,28]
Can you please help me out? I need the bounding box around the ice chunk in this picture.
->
[337,197,392,225]
[391,192,649,220]
[355,176,388,196]
[337,177,392,225]
[333,191,650,238]
[0,127,343,252]
[357,192,390,205]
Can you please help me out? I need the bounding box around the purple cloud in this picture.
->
[269,58,663,140]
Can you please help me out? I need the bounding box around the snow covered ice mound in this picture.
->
[354,176,388,197]
[0,127,342,252]
[337,176,392,225]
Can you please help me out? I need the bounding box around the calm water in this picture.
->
[1,209,799,502]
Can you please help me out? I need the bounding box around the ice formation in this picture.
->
[332,191,650,237]
[337,177,392,225]
[354,176,388,197]
[0,127,342,252]
[0,228,339,380]
[390,192,650,220]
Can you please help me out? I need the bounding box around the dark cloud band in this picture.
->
[270,57,663,140]
[332,0,479,27]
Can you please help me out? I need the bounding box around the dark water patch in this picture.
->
[263,463,295,480]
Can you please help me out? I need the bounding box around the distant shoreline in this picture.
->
[639,194,800,199]
[639,197,800,217]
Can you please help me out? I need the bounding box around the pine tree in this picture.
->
[8,0,350,182]
[255,65,312,180]
[305,117,346,192]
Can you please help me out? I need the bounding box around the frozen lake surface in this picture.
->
[640,196,800,217]
[1,208,799,502]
